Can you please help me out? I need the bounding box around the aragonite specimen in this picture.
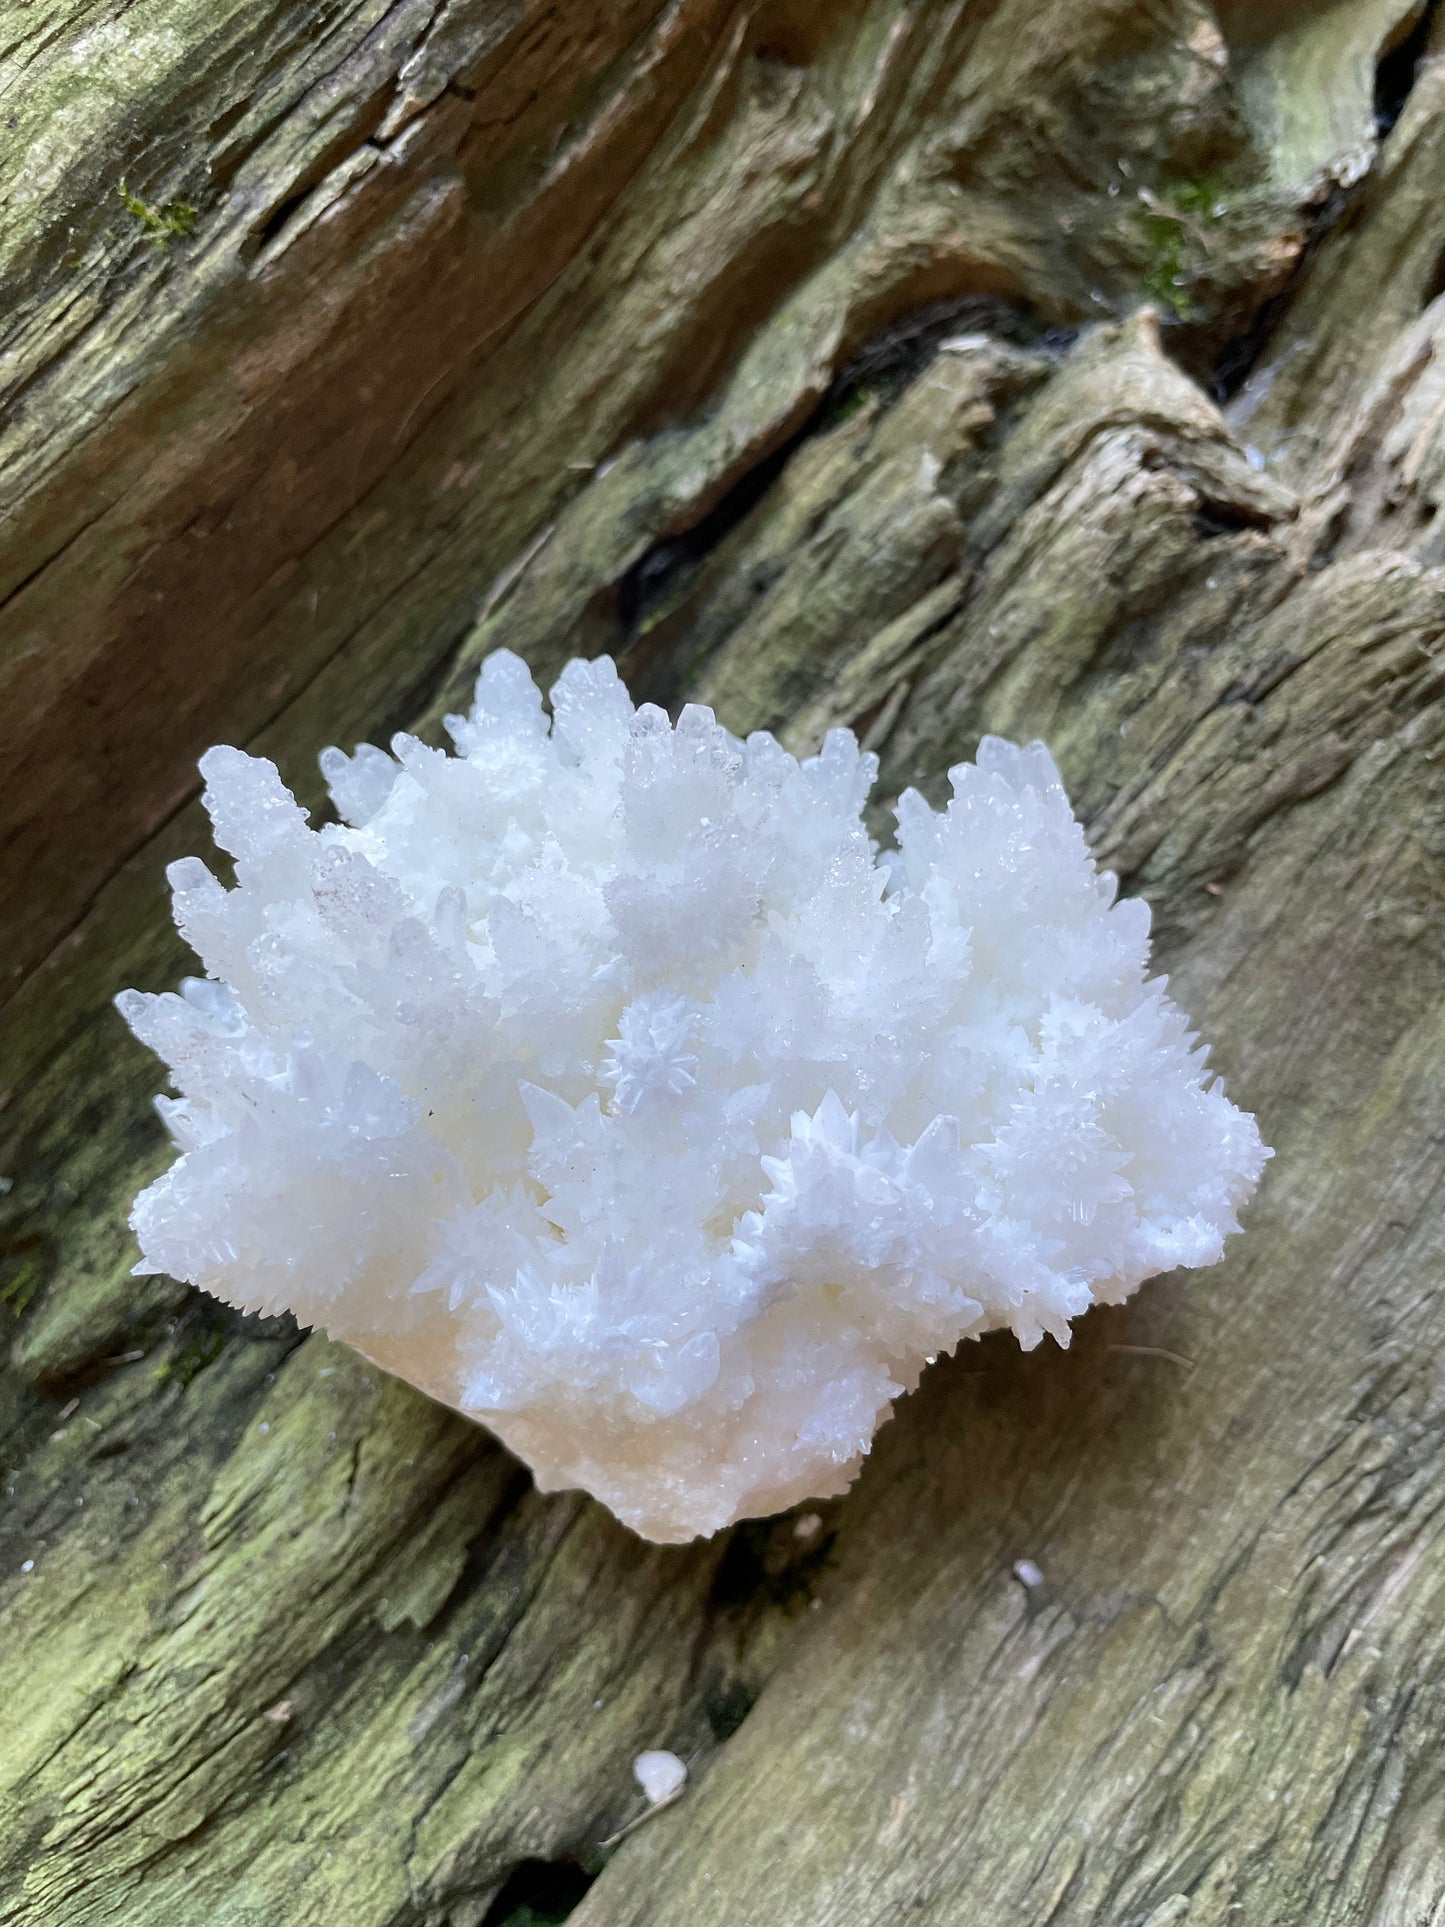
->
[119,651,1269,1541]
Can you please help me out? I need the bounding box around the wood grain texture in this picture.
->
[5,2,1445,1923]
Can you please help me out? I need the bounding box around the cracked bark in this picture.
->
[5,1,1445,1923]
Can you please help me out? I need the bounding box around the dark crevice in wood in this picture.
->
[0,501,110,621]
[824,292,1071,416]
[1374,0,1441,136]
[1212,1,1441,407]
[414,1462,539,1643]
[614,292,1059,712]
[615,440,802,654]
[246,117,388,257]
[477,1857,595,1927]
[1420,232,1445,311]
[1209,172,1368,405]
[1192,498,1271,540]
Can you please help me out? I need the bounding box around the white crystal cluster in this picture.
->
[120,651,1268,1541]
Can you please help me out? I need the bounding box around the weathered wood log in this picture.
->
[5,1,1445,1921]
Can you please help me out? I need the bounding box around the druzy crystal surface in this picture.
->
[119,651,1268,1541]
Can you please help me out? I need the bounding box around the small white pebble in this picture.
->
[21,1559,34,1573]
[1013,1558,1045,1589]
[793,1512,822,1542]
[259,1422,270,1433]
[634,1750,687,1805]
